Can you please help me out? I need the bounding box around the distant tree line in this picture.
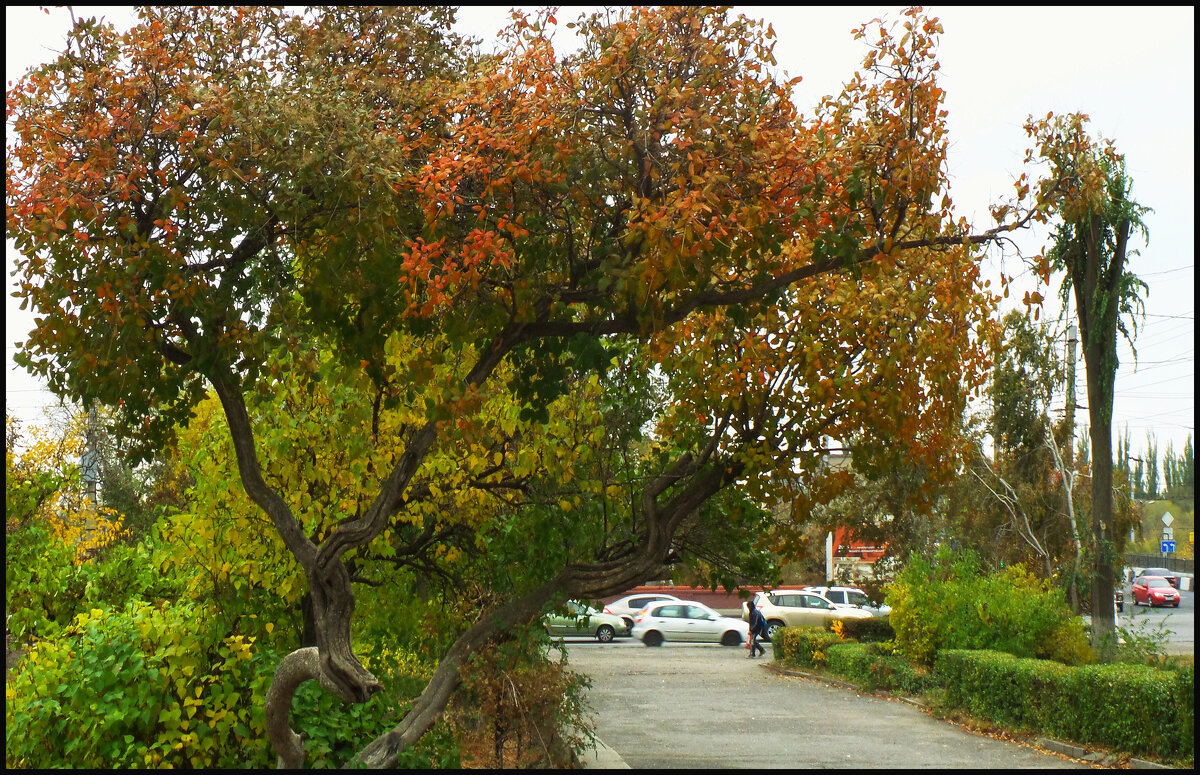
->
[1116,430,1194,502]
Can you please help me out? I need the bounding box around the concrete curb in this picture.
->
[1035,738,1179,769]
[763,662,926,708]
[578,736,630,769]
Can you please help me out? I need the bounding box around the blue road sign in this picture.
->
[1160,540,1176,553]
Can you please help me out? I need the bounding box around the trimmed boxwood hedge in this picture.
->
[772,626,841,669]
[935,649,1194,759]
[824,642,931,695]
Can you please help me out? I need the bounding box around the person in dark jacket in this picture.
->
[746,600,768,658]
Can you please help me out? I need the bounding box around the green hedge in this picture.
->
[772,627,841,669]
[825,642,931,695]
[935,649,1194,759]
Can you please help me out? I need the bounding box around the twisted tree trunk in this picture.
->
[351,454,741,768]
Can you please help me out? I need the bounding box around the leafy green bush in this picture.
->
[773,626,842,669]
[1109,620,1172,666]
[5,595,463,770]
[6,522,181,644]
[825,642,931,694]
[886,549,1093,666]
[5,521,81,642]
[935,649,1193,759]
[5,600,274,769]
[290,641,458,769]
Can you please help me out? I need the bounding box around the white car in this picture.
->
[804,585,891,617]
[631,600,749,647]
[602,592,683,630]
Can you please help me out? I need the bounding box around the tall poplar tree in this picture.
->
[1144,434,1160,500]
[1025,114,1150,653]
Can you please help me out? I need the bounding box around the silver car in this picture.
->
[543,600,628,642]
[744,589,872,639]
[602,592,683,630]
[804,585,891,617]
[631,600,749,647]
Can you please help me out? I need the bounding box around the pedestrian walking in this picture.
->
[746,599,767,658]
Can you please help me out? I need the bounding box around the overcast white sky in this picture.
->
[6,6,1194,469]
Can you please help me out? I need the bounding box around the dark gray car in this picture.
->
[1134,567,1182,589]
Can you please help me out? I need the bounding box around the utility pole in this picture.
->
[76,403,102,560]
[1064,324,1078,467]
[82,403,99,508]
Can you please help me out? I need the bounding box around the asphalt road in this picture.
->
[1117,581,1194,655]
[558,641,1087,769]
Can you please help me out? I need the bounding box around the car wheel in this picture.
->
[643,630,663,647]
[766,620,785,640]
[720,630,742,647]
[596,625,615,643]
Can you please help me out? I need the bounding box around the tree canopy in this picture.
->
[8,6,1061,766]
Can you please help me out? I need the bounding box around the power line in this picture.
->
[1139,264,1194,277]
[1123,328,1200,350]
[1116,372,1195,386]
[1129,320,1194,338]
[1128,350,1195,367]
[1115,362,1195,377]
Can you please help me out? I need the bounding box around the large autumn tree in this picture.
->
[9,6,1053,766]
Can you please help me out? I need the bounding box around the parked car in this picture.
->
[803,585,891,617]
[631,600,748,647]
[543,600,629,642]
[602,592,682,631]
[1133,567,1182,589]
[743,589,872,639]
[1115,587,1124,613]
[1131,576,1181,608]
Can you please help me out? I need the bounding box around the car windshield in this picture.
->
[1147,578,1171,588]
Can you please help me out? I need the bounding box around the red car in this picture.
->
[1132,576,1181,608]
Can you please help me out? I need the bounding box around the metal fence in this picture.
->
[1125,553,1194,574]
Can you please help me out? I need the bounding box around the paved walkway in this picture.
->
[566,643,1087,769]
